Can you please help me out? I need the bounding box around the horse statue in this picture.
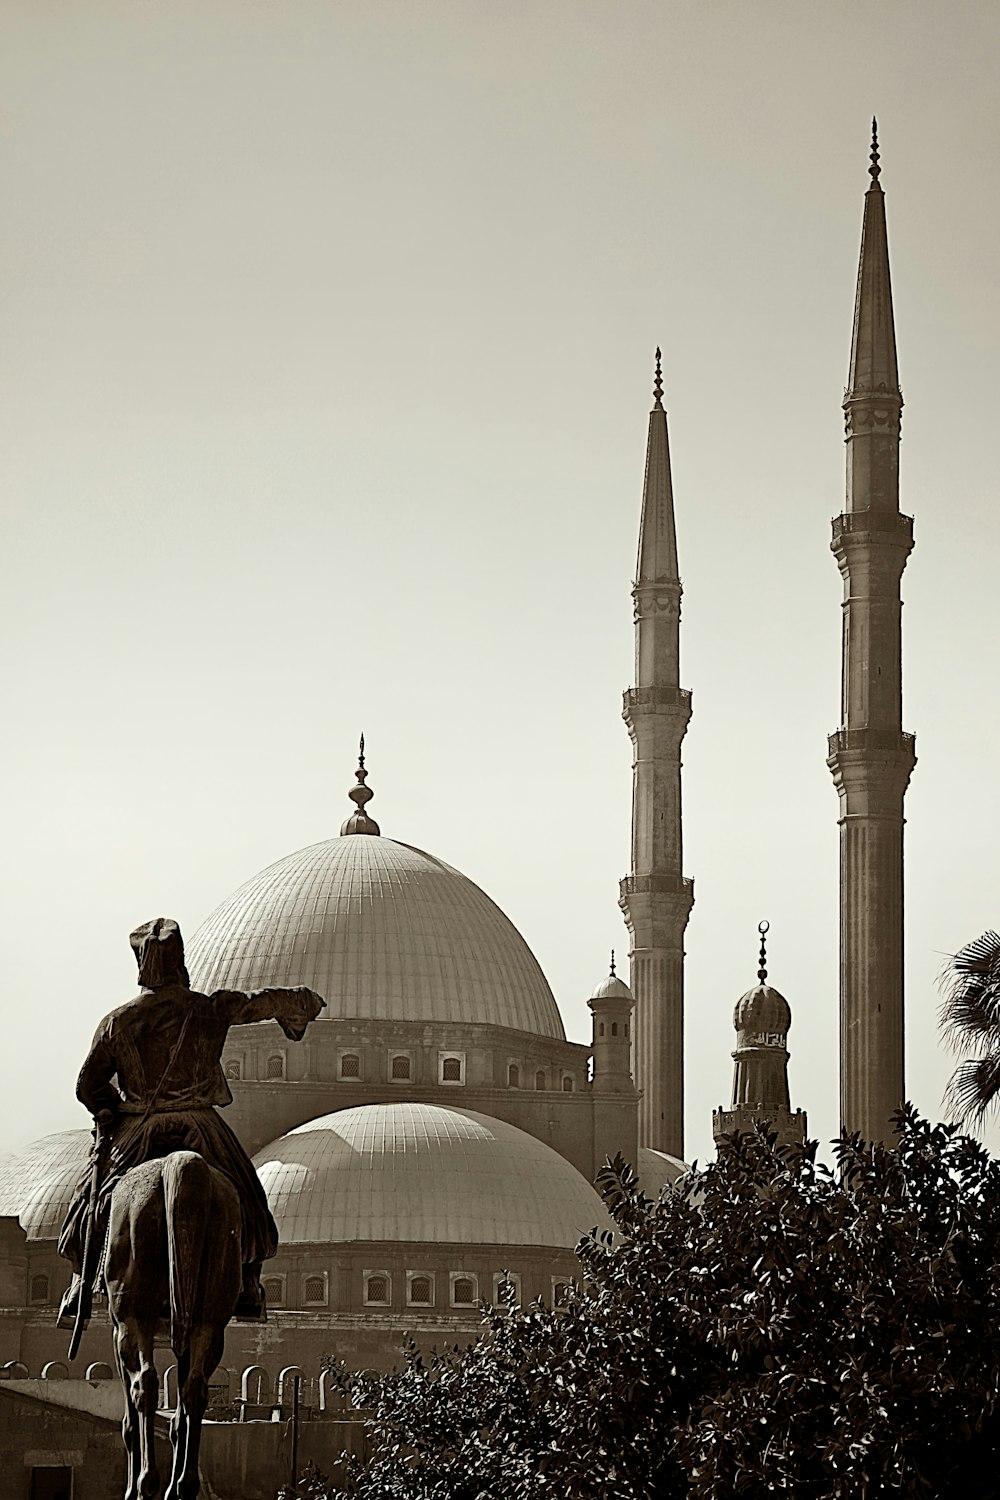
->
[105,1152,242,1500]
[58,917,325,1500]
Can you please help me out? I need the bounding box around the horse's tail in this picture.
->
[162,1151,212,1353]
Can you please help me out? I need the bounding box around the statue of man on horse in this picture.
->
[58,916,325,1336]
[56,917,325,1499]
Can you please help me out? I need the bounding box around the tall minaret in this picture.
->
[619,349,694,1156]
[827,123,916,1144]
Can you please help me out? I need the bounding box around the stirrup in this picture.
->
[57,1279,84,1332]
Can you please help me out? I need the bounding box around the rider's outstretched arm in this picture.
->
[213,986,326,1040]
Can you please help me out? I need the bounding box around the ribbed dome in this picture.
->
[733,983,792,1036]
[590,973,634,1003]
[0,1130,91,1239]
[187,836,564,1039]
[253,1103,608,1247]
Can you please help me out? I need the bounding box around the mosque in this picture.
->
[0,128,909,1398]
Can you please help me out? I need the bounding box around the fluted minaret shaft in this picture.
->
[827,126,916,1145]
[619,353,694,1156]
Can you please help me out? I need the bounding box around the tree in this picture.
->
[939,929,1000,1127]
[315,1111,1000,1500]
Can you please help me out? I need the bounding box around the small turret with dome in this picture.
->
[588,952,636,1095]
[713,923,806,1148]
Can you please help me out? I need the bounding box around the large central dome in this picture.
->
[187,833,565,1039]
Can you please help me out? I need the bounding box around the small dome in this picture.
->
[637,1147,687,1199]
[0,1130,91,1240]
[590,973,634,1004]
[253,1103,609,1247]
[733,983,792,1036]
[187,836,564,1040]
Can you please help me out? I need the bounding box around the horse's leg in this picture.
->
[114,1319,160,1500]
[105,1165,168,1500]
[111,1329,141,1500]
[165,1349,191,1500]
[169,1324,226,1500]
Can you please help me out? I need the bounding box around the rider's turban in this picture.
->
[129,917,189,989]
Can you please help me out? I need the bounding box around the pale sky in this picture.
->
[2,1,998,1166]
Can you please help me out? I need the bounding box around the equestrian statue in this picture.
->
[57,917,325,1500]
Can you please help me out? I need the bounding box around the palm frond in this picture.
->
[944,1051,1000,1130]
[938,930,1000,1054]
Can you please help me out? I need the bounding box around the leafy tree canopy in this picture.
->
[313,1109,1000,1499]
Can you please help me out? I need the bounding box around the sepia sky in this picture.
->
[1,1,998,1166]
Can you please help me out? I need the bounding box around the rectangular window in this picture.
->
[364,1271,391,1307]
[492,1272,521,1308]
[438,1052,466,1085]
[450,1272,478,1307]
[262,1274,285,1307]
[303,1273,328,1306]
[406,1272,435,1307]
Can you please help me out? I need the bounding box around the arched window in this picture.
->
[407,1274,433,1306]
[340,1053,361,1079]
[535,1071,546,1091]
[263,1276,284,1306]
[507,1064,519,1088]
[224,1059,241,1081]
[451,1274,478,1306]
[599,1022,605,1036]
[391,1054,411,1080]
[265,1054,285,1081]
[562,1076,574,1092]
[30,1273,49,1304]
[625,1023,629,1038]
[611,1022,618,1037]
[441,1056,463,1084]
[364,1273,391,1306]
[552,1280,573,1308]
[304,1275,327,1305]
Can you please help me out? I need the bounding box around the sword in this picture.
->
[67,1112,112,1362]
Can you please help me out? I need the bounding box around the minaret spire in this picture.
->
[827,126,916,1143]
[619,349,694,1157]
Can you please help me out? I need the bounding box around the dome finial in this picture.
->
[609,948,616,977]
[340,734,381,836]
[653,346,663,408]
[869,117,881,188]
[757,920,769,984]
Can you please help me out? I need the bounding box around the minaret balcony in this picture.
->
[827,728,915,756]
[832,511,912,539]
[622,686,691,723]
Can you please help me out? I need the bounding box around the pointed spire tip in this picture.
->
[341,734,380,837]
[869,117,881,189]
[653,346,663,408]
[757,920,769,984]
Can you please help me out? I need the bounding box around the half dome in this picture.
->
[0,1129,91,1239]
[187,835,564,1039]
[253,1103,608,1247]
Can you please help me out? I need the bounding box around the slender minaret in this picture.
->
[712,922,806,1149]
[619,349,694,1157]
[827,123,916,1145]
